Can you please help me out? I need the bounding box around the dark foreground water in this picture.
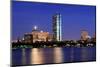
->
[12,47,96,66]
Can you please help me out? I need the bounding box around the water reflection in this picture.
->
[22,49,26,65]
[70,48,74,62]
[12,47,96,66]
[54,48,63,63]
[81,48,88,61]
[30,48,44,64]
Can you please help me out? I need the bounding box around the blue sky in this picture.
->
[12,1,96,40]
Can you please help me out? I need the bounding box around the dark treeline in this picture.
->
[12,40,96,48]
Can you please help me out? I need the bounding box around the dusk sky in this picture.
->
[12,1,96,40]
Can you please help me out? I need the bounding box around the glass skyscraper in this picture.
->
[53,13,62,41]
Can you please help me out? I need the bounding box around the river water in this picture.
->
[12,47,96,66]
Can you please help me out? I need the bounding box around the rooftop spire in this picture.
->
[32,25,38,32]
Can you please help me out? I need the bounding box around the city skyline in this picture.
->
[12,1,96,40]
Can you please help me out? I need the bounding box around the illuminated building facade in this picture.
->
[37,31,49,41]
[81,30,91,41]
[23,26,53,43]
[52,13,62,41]
[31,26,52,42]
[32,26,39,42]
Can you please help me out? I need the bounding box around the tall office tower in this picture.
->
[52,13,62,41]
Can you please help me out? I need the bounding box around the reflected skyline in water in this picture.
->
[30,48,44,64]
[54,48,63,63]
[22,49,26,65]
[12,47,96,66]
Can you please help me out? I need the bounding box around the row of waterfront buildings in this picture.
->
[12,13,96,43]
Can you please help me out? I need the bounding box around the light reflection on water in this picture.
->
[30,48,44,64]
[81,48,88,61]
[30,48,63,64]
[12,47,96,66]
[53,48,63,63]
[70,48,74,62]
[22,49,26,65]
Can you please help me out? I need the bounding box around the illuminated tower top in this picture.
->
[34,25,38,30]
[32,25,38,32]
